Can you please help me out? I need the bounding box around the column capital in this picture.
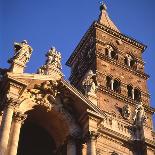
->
[13,112,27,124]
[5,96,20,110]
[85,131,100,141]
[66,134,81,144]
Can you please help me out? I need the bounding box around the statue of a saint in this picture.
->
[8,40,33,65]
[133,102,146,126]
[37,47,62,75]
[46,47,62,69]
[82,70,98,95]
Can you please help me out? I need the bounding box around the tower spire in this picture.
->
[98,1,120,32]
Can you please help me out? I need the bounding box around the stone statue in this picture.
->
[38,47,62,75]
[133,102,146,126]
[122,104,131,119]
[82,70,98,96]
[132,102,147,140]
[8,40,33,65]
[46,47,62,69]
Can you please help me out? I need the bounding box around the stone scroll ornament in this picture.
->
[38,47,62,75]
[28,80,59,111]
[8,40,33,66]
[82,70,98,96]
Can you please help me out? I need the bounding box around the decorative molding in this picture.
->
[13,111,27,124]
[94,22,146,51]
[27,80,59,111]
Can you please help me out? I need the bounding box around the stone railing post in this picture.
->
[7,112,27,155]
[0,99,17,155]
[85,131,99,155]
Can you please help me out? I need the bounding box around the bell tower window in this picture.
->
[127,85,134,99]
[105,45,118,60]
[124,54,137,69]
[106,76,121,93]
[113,79,121,93]
[127,85,141,101]
[134,88,141,102]
[106,76,112,89]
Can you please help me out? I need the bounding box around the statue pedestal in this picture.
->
[87,92,98,106]
[9,61,25,73]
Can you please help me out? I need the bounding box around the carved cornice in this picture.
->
[145,138,155,148]
[99,133,125,145]
[98,124,132,143]
[96,51,149,80]
[94,22,146,52]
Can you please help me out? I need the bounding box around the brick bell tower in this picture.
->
[66,2,155,154]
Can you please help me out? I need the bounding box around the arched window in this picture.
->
[106,76,112,89]
[124,54,137,69]
[113,79,121,93]
[134,88,141,102]
[105,45,118,60]
[127,85,133,98]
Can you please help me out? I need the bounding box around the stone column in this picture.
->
[111,79,114,91]
[132,89,135,100]
[108,51,111,58]
[0,101,16,155]
[127,58,131,67]
[67,135,77,155]
[85,131,99,155]
[7,112,27,155]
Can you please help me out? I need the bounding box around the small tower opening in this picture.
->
[105,45,118,60]
[106,76,112,89]
[113,79,121,93]
[124,54,137,69]
[134,88,141,102]
[111,50,118,60]
[127,85,133,98]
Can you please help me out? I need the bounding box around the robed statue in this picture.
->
[8,40,33,66]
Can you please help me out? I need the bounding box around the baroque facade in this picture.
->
[0,3,155,155]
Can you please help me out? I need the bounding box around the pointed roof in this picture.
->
[98,2,120,32]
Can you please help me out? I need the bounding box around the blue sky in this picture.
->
[0,0,155,122]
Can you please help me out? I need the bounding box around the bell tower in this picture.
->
[66,2,155,154]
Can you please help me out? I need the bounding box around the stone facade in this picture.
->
[0,2,155,155]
